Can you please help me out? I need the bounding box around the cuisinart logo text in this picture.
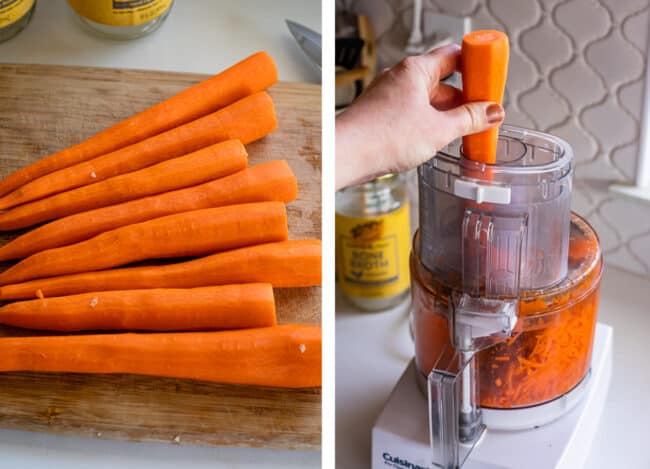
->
[382,452,428,469]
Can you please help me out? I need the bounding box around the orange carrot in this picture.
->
[0,240,322,300]
[0,160,297,259]
[0,202,288,285]
[0,324,322,388]
[0,140,248,230]
[0,284,275,332]
[0,52,277,198]
[0,92,277,209]
[461,30,509,163]
[568,237,599,264]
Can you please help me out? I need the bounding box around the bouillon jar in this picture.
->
[0,0,36,43]
[336,174,411,311]
[67,0,173,40]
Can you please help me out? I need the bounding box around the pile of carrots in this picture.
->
[0,52,322,389]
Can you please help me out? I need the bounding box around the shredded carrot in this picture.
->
[413,215,603,409]
[478,284,599,408]
[477,218,602,408]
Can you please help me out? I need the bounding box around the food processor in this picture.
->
[370,31,611,469]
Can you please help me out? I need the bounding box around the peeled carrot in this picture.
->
[0,92,277,210]
[0,324,322,388]
[0,284,275,332]
[0,51,277,198]
[0,202,288,285]
[0,140,248,231]
[461,30,509,163]
[0,160,297,259]
[0,240,322,300]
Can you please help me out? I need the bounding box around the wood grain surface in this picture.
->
[0,64,321,450]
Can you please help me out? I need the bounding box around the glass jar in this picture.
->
[67,0,173,40]
[0,0,36,43]
[335,174,411,311]
[411,213,602,409]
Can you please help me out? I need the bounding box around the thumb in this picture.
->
[441,102,505,142]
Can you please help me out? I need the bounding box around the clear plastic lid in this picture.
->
[418,125,573,292]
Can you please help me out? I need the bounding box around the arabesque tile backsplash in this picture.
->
[336,0,650,277]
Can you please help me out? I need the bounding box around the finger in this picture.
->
[440,101,505,140]
[431,83,463,111]
[416,43,461,84]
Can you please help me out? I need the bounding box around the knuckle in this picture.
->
[395,55,438,85]
[401,55,419,68]
[461,105,482,133]
[397,56,421,75]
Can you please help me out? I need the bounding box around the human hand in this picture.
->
[335,44,505,190]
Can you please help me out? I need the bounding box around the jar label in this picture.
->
[0,0,34,28]
[67,0,172,27]
[336,203,411,299]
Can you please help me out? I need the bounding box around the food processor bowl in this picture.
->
[412,214,602,409]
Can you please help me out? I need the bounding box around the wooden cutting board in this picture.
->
[0,64,321,450]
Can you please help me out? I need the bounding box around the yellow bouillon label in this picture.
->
[0,0,34,28]
[336,203,411,299]
[67,0,172,27]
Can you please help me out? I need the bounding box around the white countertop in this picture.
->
[336,265,650,469]
[0,1,321,468]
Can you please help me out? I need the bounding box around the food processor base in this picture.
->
[372,323,612,469]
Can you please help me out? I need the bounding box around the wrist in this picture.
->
[335,106,388,190]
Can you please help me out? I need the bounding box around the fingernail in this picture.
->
[486,103,505,124]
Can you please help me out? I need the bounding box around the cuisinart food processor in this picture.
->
[371,31,612,469]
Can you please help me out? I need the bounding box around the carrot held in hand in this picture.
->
[0,284,276,332]
[0,240,322,300]
[0,324,322,388]
[0,91,277,210]
[0,139,248,230]
[0,202,289,285]
[0,51,277,198]
[0,160,297,259]
[461,30,509,164]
